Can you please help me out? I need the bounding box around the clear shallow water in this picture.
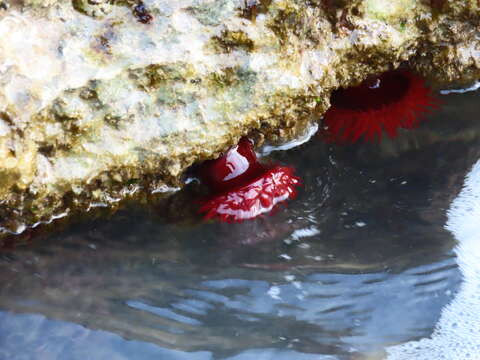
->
[0,89,479,360]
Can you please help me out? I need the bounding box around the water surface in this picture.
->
[0,89,479,360]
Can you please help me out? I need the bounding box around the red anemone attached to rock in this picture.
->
[198,138,301,223]
[321,70,440,143]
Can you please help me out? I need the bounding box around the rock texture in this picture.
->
[0,0,479,235]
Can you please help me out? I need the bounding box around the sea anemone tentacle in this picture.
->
[322,70,440,143]
[199,166,300,223]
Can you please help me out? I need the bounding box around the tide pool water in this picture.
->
[0,88,479,360]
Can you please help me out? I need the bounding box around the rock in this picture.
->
[0,0,479,235]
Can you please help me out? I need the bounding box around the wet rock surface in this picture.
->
[0,0,479,234]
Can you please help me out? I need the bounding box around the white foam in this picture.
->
[387,160,480,359]
[440,81,480,95]
[258,122,319,157]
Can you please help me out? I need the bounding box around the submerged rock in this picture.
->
[0,0,479,234]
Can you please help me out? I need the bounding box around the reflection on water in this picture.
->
[0,89,479,359]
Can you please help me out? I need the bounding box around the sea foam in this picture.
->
[387,160,480,359]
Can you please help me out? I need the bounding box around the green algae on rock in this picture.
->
[0,0,479,235]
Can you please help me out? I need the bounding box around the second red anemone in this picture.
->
[322,70,440,143]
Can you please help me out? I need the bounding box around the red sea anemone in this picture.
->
[198,138,301,223]
[322,70,439,143]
